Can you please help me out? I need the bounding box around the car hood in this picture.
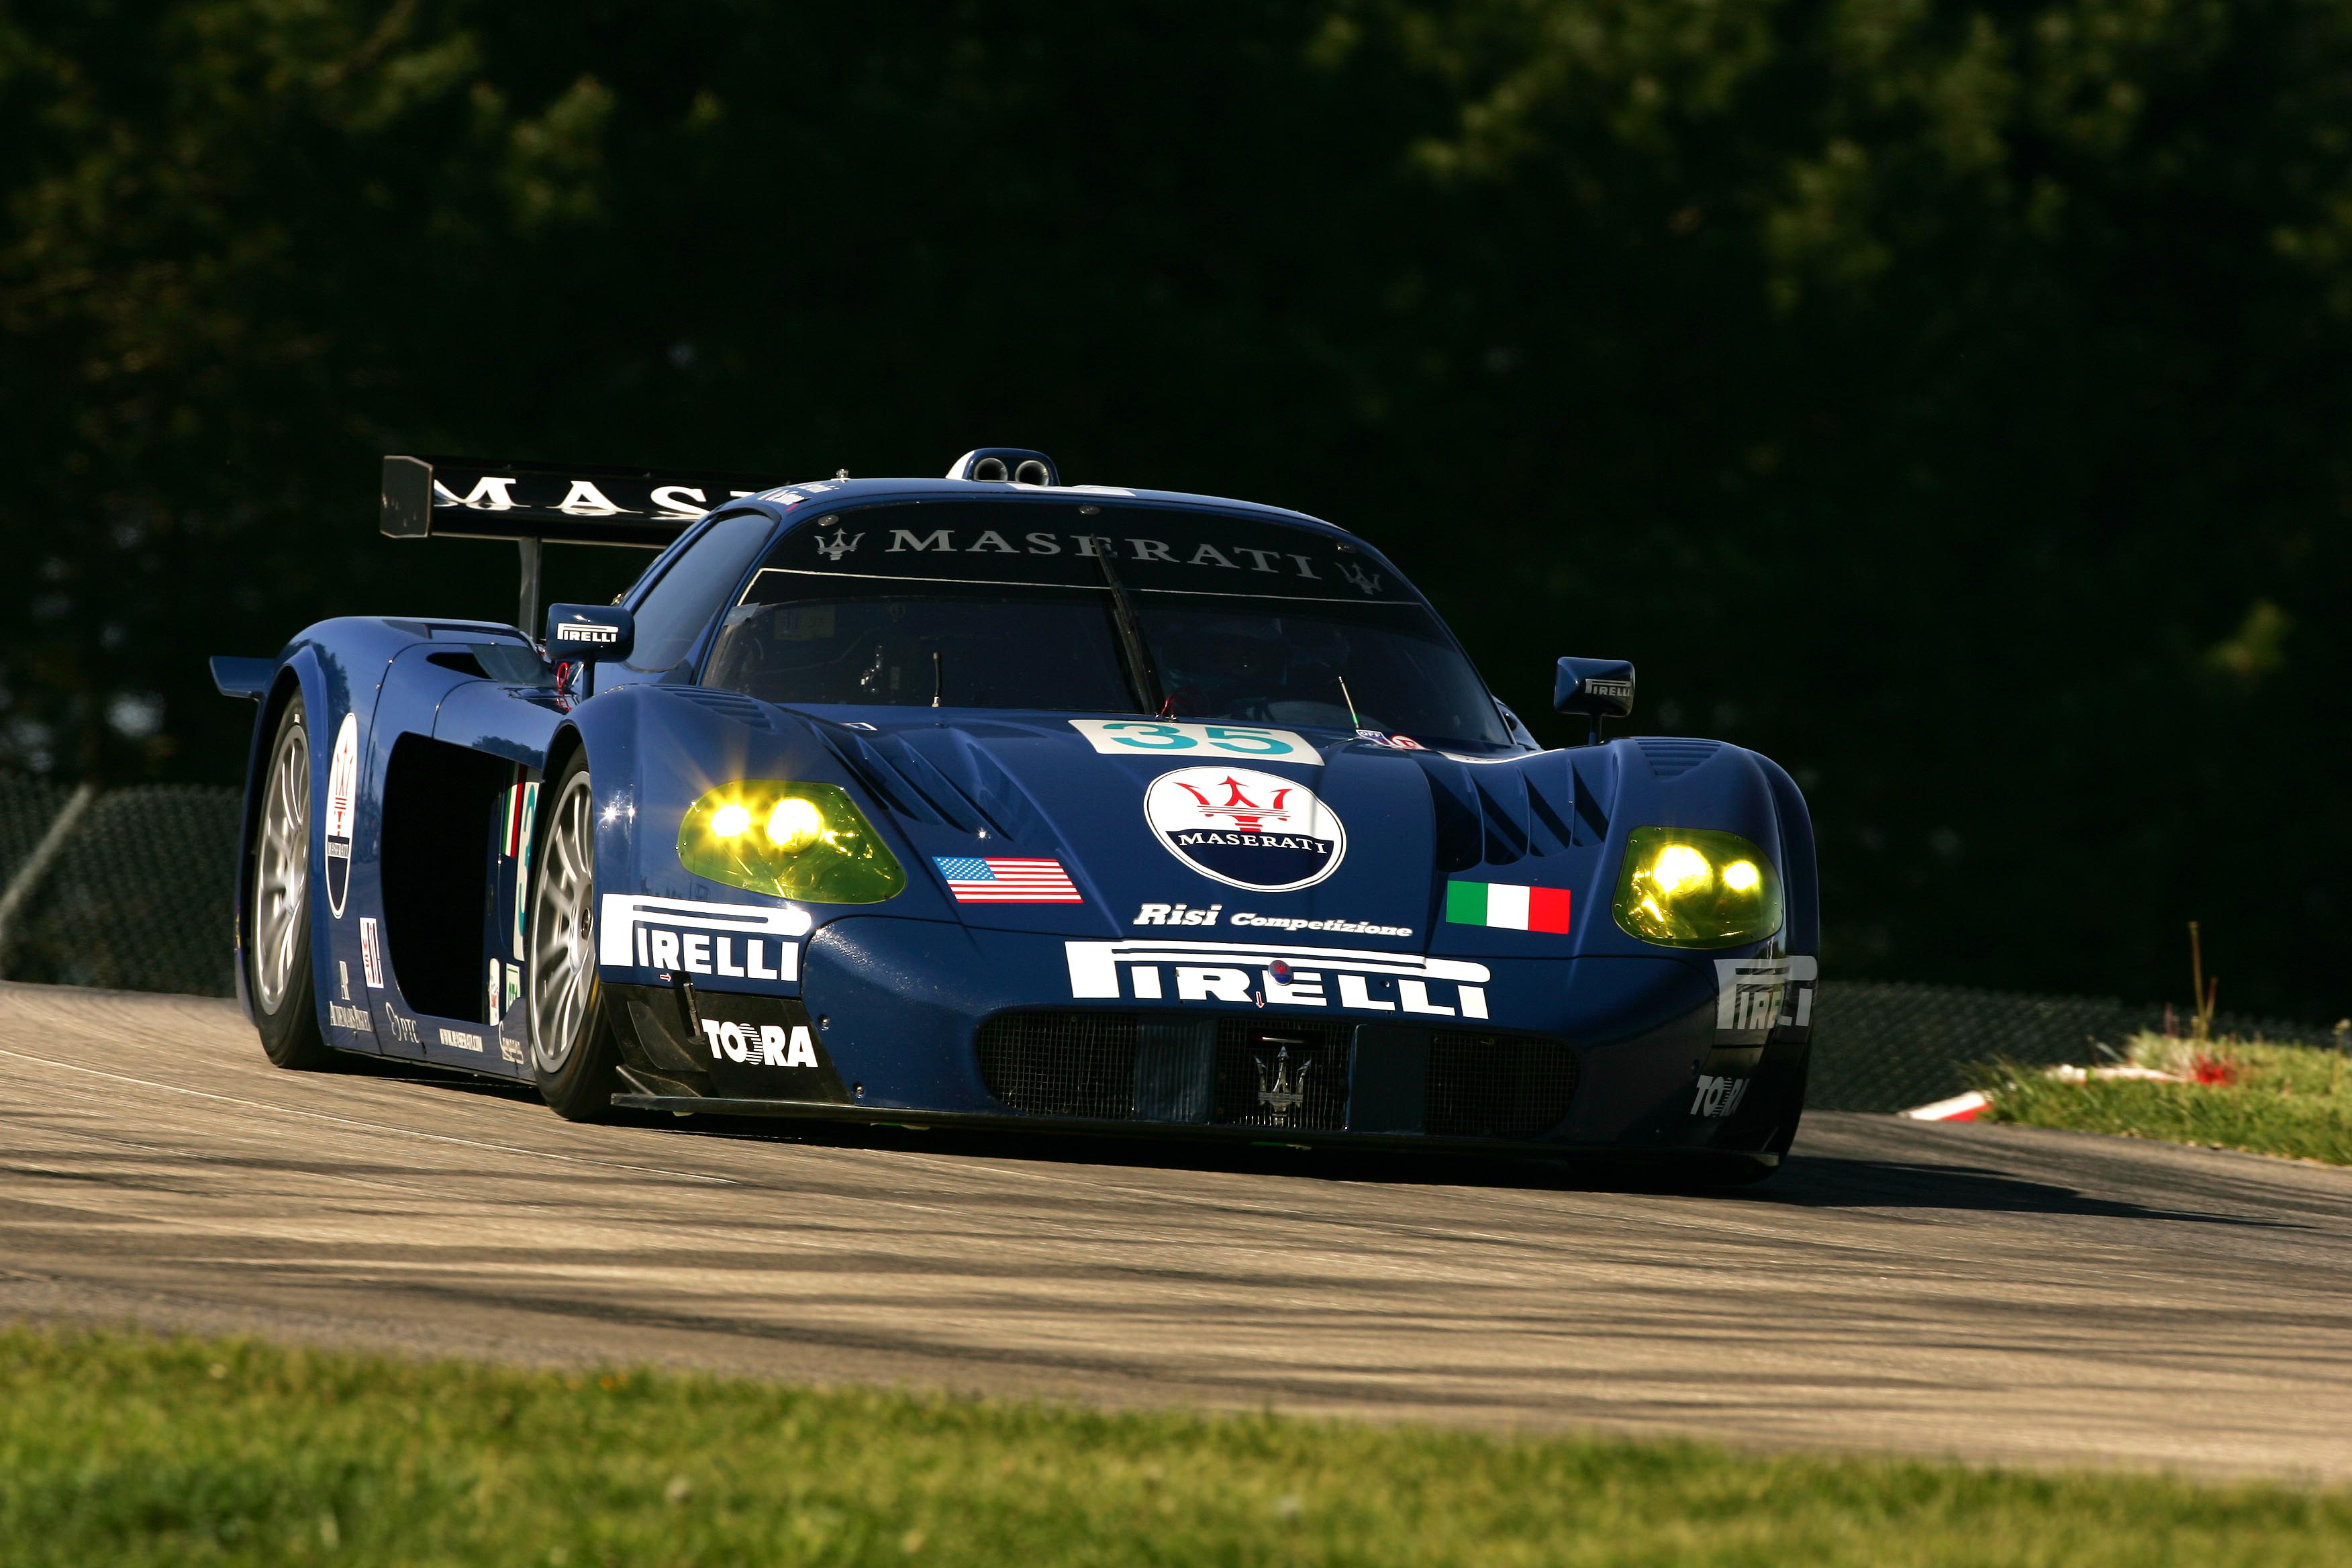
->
[804,709,1601,952]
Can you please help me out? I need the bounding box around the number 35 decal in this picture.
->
[1067,720,1321,765]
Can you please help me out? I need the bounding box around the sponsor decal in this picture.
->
[499,1034,525,1067]
[504,773,537,961]
[1692,1075,1751,1118]
[1583,678,1634,706]
[1134,901,1222,927]
[328,999,373,1033]
[504,965,521,1013]
[1255,1046,1310,1126]
[933,856,1081,903]
[871,530,1351,585]
[438,1026,485,1054]
[1143,767,1346,893]
[553,620,621,643]
[699,1018,822,1069]
[358,916,385,988]
[1066,938,1487,1018]
[1353,729,1426,750]
[324,712,358,917]
[598,894,810,982]
[1446,880,1571,934]
[381,1007,420,1044]
[815,527,865,560]
[1230,912,1411,938]
[338,961,350,1001]
[486,959,503,1027]
[1713,956,1818,1043]
[434,475,762,518]
[1069,720,1319,765]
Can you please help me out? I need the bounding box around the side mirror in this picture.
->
[546,603,634,666]
[1553,656,1634,744]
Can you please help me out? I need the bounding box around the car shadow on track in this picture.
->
[1751,1153,2300,1226]
[323,1055,2292,1227]
[642,1114,2296,1226]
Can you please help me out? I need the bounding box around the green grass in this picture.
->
[5,1329,2352,1566]
[1977,1032,2352,1167]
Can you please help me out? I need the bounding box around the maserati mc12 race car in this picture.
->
[213,448,1817,1179]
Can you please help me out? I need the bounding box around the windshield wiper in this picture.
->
[1089,535,1165,714]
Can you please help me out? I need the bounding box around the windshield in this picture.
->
[701,501,1514,750]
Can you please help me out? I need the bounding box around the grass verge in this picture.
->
[5,1327,2352,1566]
[1977,1032,2352,1167]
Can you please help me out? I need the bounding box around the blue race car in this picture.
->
[213,448,1816,1179]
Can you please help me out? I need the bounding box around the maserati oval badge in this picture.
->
[323,712,359,918]
[1142,765,1346,892]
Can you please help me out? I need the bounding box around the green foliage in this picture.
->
[1977,1032,2352,1165]
[3,1,2350,1012]
[6,1326,2352,1565]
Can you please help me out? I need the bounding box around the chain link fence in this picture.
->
[0,773,2339,1110]
[0,777,240,997]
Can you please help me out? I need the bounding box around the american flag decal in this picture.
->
[933,856,1082,903]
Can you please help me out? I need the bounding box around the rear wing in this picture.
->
[380,454,787,630]
[380,455,783,548]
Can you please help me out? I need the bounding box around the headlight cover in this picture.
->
[1612,827,1783,948]
[678,781,905,904]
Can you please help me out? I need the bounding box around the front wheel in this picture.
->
[527,756,623,1120]
[248,695,332,1069]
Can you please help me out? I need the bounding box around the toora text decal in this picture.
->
[701,1018,821,1069]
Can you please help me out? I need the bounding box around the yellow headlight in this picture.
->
[1612,828,1782,948]
[1651,843,1712,894]
[679,781,903,904]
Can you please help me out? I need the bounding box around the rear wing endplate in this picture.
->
[381,455,783,548]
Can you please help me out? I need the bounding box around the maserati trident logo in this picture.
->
[1142,765,1346,891]
[1255,1045,1310,1126]
[1336,560,1384,596]
[816,528,865,560]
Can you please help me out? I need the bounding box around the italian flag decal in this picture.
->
[1446,880,1571,934]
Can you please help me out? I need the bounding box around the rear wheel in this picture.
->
[249,696,332,1069]
[528,756,622,1120]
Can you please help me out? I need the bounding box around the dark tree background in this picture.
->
[3,0,2347,1016]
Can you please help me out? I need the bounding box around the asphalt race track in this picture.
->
[4,984,2350,1482]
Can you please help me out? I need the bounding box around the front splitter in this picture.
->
[606,1091,1783,1167]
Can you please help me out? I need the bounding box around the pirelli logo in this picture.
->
[599,895,811,983]
[1064,938,1490,1019]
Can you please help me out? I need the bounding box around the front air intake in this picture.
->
[975,1012,1138,1120]
[1424,1030,1578,1138]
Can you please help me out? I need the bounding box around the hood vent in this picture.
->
[818,729,950,827]
[667,687,781,730]
[1424,758,1577,869]
[887,729,1053,845]
[1634,738,1720,780]
[815,726,1052,845]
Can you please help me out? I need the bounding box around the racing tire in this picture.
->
[527,754,624,1121]
[248,695,334,1069]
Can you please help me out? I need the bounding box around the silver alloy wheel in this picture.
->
[529,770,598,1075]
[252,713,310,1012]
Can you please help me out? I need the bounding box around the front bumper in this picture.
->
[602,915,1810,1159]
